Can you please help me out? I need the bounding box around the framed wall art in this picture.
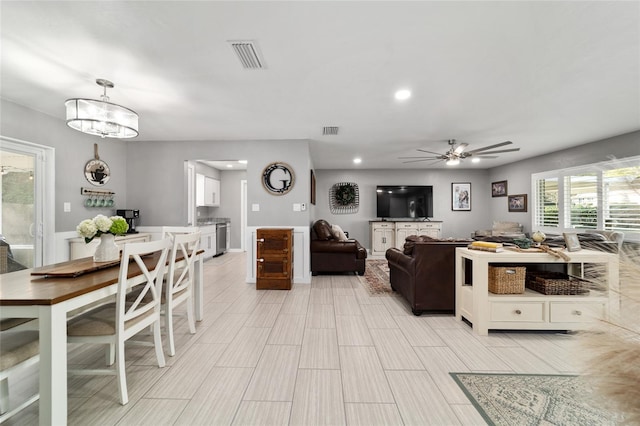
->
[491,180,507,197]
[563,232,582,252]
[452,183,471,211]
[508,194,528,212]
[310,169,316,205]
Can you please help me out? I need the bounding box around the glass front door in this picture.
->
[1,149,35,272]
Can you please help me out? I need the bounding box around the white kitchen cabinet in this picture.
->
[196,174,220,207]
[204,177,220,207]
[199,225,216,258]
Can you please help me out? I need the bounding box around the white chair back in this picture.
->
[161,226,198,240]
[167,232,201,297]
[116,238,171,339]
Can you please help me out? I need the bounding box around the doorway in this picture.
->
[0,136,55,271]
[186,160,247,251]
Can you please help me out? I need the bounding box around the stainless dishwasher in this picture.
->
[215,222,227,255]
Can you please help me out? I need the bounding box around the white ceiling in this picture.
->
[1,1,638,169]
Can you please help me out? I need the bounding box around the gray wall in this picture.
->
[3,97,637,246]
[1,99,129,231]
[125,139,311,228]
[313,169,490,246]
[488,130,640,232]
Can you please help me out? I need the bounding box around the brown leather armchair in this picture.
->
[311,220,367,275]
[386,236,471,315]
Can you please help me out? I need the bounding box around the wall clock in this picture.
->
[84,159,111,186]
[262,162,295,195]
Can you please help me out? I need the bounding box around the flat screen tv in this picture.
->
[376,185,433,219]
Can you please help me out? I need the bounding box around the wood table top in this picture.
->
[0,249,203,306]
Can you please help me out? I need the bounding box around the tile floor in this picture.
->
[6,252,587,425]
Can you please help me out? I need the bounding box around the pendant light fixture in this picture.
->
[65,79,138,139]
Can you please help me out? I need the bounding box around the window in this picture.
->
[535,177,559,227]
[533,156,640,240]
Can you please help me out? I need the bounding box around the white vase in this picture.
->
[93,233,119,262]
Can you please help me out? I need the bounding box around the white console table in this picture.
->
[455,247,619,335]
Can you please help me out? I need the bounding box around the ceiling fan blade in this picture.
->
[467,141,513,153]
[475,148,520,155]
[454,143,468,154]
[474,155,498,159]
[416,148,445,156]
[401,158,442,164]
[398,156,439,159]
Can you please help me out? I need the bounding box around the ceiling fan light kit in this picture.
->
[65,79,139,139]
[400,139,520,166]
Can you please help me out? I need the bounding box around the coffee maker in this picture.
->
[116,209,140,234]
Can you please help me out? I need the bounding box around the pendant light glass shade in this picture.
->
[65,79,138,139]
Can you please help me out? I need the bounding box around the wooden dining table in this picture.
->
[0,249,204,426]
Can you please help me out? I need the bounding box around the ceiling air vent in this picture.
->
[228,40,265,69]
[322,126,339,136]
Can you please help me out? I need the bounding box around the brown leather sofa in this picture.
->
[386,236,471,315]
[311,220,367,275]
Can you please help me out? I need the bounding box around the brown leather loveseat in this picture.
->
[311,220,367,275]
[386,236,470,315]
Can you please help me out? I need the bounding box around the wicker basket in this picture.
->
[526,271,590,295]
[488,266,526,294]
[0,246,7,274]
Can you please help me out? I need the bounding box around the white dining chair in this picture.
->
[67,238,171,405]
[163,231,201,356]
[0,330,39,423]
[161,226,198,240]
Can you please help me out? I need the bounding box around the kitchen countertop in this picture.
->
[197,217,230,225]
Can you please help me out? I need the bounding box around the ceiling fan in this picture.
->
[399,139,520,166]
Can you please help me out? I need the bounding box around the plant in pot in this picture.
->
[76,215,129,262]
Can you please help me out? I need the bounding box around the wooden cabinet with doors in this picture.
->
[256,228,293,290]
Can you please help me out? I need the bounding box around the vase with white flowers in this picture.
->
[76,215,129,262]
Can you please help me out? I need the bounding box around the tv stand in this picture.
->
[370,220,442,256]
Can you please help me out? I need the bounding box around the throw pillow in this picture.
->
[331,224,349,241]
[313,220,333,240]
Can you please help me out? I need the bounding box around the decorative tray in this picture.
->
[31,257,121,278]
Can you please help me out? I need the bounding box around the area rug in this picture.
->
[450,373,619,426]
[358,259,392,295]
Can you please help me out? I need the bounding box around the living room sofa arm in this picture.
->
[385,248,414,272]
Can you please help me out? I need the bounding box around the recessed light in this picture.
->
[353,158,362,164]
[471,158,481,163]
[226,164,233,168]
[394,89,411,101]
[238,160,248,164]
